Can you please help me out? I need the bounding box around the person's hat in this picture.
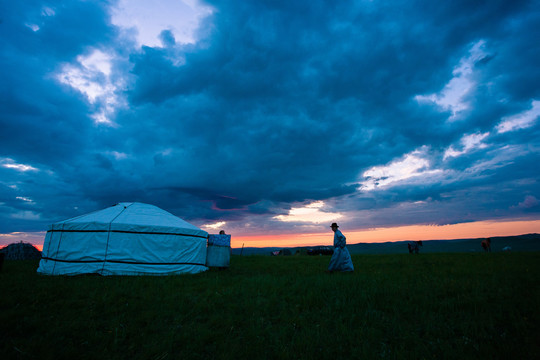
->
[330,223,339,228]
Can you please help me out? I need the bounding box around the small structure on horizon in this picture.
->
[307,246,334,256]
[271,249,292,256]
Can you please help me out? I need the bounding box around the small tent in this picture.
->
[37,202,208,275]
[1,242,42,260]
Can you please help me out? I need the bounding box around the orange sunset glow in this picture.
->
[1,219,539,252]
[231,219,540,248]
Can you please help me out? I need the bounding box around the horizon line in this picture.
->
[2,218,540,251]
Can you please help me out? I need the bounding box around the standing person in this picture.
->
[327,223,354,272]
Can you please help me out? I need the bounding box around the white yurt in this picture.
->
[37,202,208,275]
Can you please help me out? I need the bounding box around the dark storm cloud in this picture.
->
[1,0,539,235]
[0,0,117,165]
[0,1,119,229]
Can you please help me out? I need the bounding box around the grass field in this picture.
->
[1,253,539,359]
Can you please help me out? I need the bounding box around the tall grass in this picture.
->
[1,253,539,359]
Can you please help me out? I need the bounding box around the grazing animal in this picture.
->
[408,241,423,254]
[481,238,491,252]
[502,246,511,252]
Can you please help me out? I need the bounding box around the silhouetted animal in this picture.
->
[408,241,423,254]
[481,238,491,252]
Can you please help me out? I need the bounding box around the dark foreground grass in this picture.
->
[1,253,539,360]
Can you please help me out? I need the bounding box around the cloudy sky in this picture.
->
[1,0,539,247]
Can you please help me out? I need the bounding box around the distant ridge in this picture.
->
[232,233,540,256]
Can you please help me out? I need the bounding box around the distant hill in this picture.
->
[232,233,540,256]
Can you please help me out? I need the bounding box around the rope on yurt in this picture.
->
[51,223,65,275]
[101,203,132,274]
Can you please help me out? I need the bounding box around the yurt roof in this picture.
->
[49,202,207,237]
